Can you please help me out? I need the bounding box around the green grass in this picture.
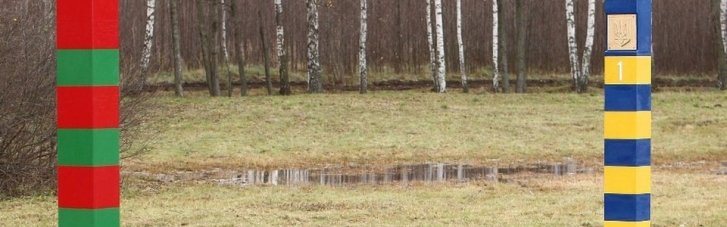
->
[2,172,724,226]
[125,90,727,171]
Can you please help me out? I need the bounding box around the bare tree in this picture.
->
[716,0,727,90]
[196,0,222,96]
[259,9,273,95]
[307,0,323,93]
[232,0,248,96]
[491,0,500,92]
[515,0,528,93]
[275,0,291,95]
[359,0,369,94]
[456,0,468,93]
[493,0,510,93]
[170,0,184,96]
[221,0,233,97]
[141,0,157,72]
[426,0,439,90]
[566,0,596,93]
[434,0,446,93]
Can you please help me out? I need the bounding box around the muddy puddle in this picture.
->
[127,161,597,187]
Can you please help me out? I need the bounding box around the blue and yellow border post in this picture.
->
[604,0,652,226]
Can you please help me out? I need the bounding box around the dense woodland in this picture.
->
[1,0,727,196]
[127,0,726,79]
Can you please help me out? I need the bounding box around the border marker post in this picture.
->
[604,0,652,226]
[56,0,121,226]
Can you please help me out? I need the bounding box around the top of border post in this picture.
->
[604,0,652,57]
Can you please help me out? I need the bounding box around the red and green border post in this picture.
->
[56,0,120,226]
[604,0,652,226]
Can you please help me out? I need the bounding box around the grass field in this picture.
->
[126,90,727,171]
[3,89,726,225]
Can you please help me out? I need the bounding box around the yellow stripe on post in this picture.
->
[604,112,652,139]
[604,221,651,227]
[604,166,651,194]
[604,57,652,85]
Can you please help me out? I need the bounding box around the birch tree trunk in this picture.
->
[515,0,528,93]
[170,0,184,96]
[275,0,291,95]
[231,0,248,96]
[713,0,727,90]
[307,0,323,93]
[220,0,233,97]
[578,0,596,93]
[491,0,500,92]
[456,0,468,93]
[434,0,446,93]
[259,9,273,95]
[359,0,369,94]
[565,0,580,92]
[220,0,230,63]
[499,0,510,93]
[426,0,439,90]
[141,0,156,71]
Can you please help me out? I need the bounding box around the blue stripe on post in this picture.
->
[604,0,652,56]
[604,85,652,111]
[605,139,651,166]
[604,194,651,221]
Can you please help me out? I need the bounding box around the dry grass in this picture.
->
[1,172,724,226]
[125,90,727,171]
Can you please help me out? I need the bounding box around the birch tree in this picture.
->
[140,0,156,72]
[491,0,500,92]
[275,0,291,95]
[565,0,596,93]
[307,0,323,93]
[169,0,184,96]
[359,0,369,94]
[426,0,439,90]
[456,0,468,93]
[434,0,446,93]
[231,0,248,96]
[716,0,727,90]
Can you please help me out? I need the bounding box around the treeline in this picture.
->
[129,0,721,80]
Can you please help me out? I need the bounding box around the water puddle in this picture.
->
[128,161,595,187]
[718,162,727,175]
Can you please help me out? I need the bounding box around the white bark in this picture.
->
[307,0,322,92]
[456,0,467,92]
[275,0,286,58]
[434,0,446,93]
[220,0,230,62]
[580,0,596,86]
[565,0,580,89]
[140,0,156,71]
[426,0,438,88]
[492,0,500,90]
[359,0,368,94]
[721,0,727,55]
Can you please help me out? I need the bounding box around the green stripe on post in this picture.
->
[59,208,120,227]
[57,129,119,166]
[57,49,120,86]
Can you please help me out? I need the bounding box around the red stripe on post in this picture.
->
[57,86,119,129]
[58,166,120,209]
[56,0,119,49]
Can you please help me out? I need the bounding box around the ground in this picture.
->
[1,89,726,226]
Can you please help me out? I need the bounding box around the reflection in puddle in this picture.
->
[129,162,595,187]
